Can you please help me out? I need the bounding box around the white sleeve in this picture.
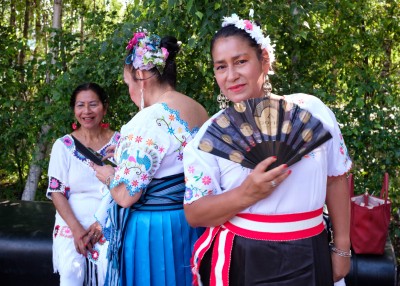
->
[183,120,222,204]
[294,94,352,176]
[109,125,171,195]
[46,138,70,199]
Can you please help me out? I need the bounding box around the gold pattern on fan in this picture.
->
[299,110,311,123]
[282,100,293,112]
[255,106,279,136]
[234,102,247,113]
[198,138,214,152]
[222,134,233,144]
[302,129,313,142]
[282,120,292,134]
[229,150,244,163]
[216,114,231,128]
[240,122,254,136]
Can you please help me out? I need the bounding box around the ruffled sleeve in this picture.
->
[109,125,171,196]
[46,136,72,199]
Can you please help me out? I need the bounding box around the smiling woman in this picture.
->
[46,82,120,286]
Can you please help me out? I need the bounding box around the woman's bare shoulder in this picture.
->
[166,92,209,128]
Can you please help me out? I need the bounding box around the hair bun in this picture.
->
[160,36,180,59]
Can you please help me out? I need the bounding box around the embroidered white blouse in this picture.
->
[46,132,120,273]
[108,103,199,194]
[183,94,352,215]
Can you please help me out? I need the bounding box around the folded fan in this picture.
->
[198,97,332,170]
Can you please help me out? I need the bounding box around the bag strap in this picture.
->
[380,172,389,203]
[71,135,104,166]
[348,173,354,197]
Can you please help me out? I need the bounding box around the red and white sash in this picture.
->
[191,207,324,286]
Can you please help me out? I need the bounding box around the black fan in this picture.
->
[198,97,332,170]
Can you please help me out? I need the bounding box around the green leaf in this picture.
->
[195,11,204,20]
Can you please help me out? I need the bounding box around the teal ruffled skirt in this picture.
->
[120,208,202,286]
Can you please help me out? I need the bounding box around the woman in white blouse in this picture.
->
[183,13,352,286]
[47,82,119,285]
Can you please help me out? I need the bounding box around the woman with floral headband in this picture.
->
[92,31,208,286]
[183,12,352,286]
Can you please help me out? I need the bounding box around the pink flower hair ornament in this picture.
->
[222,11,276,74]
[125,30,169,72]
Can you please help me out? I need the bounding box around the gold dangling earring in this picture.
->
[217,91,230,110]
[263,75,272,97]
[140,89,145,110]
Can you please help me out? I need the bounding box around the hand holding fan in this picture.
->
[198,96,332,170]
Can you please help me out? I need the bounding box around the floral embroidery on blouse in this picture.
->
[111,135,163,196]
[110,104,197,196]
[87,247,100,262]
[304,151,316,159]
[59,226,73,238]
[53,225,60,238]
[159,103,194,161]
[338,132,351,167]
[47,177,70,199]
[46,132,120,199]
[184,166,214,202]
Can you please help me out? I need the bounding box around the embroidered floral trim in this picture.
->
[161,103,194,134]
[160,103,200,160]
[111,144,161,195]
[87,247,100,263]
[47,177,70,199]
[184,166,214,203]
[53,225,60,238]
[59,226,73,238]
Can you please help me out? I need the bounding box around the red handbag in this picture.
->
[349,173,391,255]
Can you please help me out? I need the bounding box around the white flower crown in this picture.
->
[222,11,276,72]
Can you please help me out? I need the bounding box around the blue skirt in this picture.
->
[120,208,203,286]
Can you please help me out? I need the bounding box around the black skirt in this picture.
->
[199,231,333,286]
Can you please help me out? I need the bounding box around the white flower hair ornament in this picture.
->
[222,13,276,74]
[125,30,169,72]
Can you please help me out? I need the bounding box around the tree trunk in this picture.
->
[21,0,62,201]
[21,126,50,200]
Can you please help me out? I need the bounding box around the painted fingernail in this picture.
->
[287,170,292,175]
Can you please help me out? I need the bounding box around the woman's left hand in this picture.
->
[91,163,115,184]
[331,252,351,282]
[81,222,103,251]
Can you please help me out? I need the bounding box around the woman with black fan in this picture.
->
[183,11,352,286]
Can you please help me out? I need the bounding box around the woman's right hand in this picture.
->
[102,145,116,160]
[240,156,291,205]
[73,225,89,256]
[184,156,291,228]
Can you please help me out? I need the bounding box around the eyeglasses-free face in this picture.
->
[212,36,269,103]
